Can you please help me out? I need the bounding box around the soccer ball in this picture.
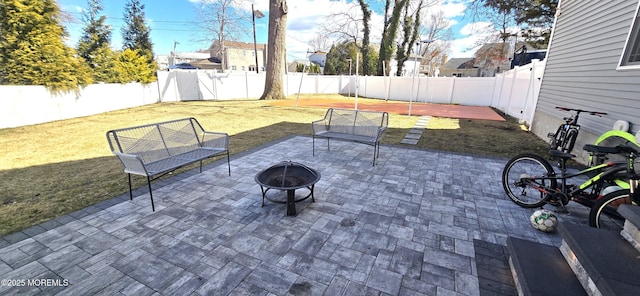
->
[530,209,558,232]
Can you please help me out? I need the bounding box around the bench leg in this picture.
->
[312,136,315,156]
[128,174,133,200]
[147,176,155,212]
[226,151,231,176]
[372,144,377,166]
[372,142,381,166]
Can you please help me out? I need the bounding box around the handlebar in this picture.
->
[555,106,608,116]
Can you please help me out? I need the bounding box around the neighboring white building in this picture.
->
[209,40,267,72]
[308,51,326,67]
[155,52,210,70]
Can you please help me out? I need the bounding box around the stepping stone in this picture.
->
[401,139,419,145]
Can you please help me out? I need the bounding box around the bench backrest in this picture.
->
[107,118,205,164]
[326,108,389,138]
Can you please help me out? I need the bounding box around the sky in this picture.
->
[56,0,495,61]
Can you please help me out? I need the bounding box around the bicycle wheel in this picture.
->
[561,128,579,153]
[589,189,632,230]
[502,154,558,208]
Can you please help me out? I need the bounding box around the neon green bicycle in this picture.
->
[502,146,629,213]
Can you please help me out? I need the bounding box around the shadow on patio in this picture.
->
[0,135,592,295]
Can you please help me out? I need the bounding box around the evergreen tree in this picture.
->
[324,41,359,75]
[120,0,156,82]
[114,48,156,84]
[77,0,117,82]
[474,0,558,46]
[0,0,91,92]
[121,0,152,57]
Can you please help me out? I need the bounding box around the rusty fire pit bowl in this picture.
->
[255,161,321,216]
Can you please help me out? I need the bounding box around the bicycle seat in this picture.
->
[583,144,619,155]
[548,149,574,159]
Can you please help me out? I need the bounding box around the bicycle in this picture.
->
[589,143,640,230]
[547,106,608,153]
[502,146,629,214]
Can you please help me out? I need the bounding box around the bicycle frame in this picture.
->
[548,107,607,153]
[521,160,628,202]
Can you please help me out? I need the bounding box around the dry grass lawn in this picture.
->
[0,94,549,235]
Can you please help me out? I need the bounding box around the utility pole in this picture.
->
[252,4,265,73]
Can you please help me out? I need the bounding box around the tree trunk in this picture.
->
[357,0,371,75]
[260,0,288,100]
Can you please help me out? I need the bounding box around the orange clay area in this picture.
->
[269,97,506,121]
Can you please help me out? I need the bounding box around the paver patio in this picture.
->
[0,136,591,295]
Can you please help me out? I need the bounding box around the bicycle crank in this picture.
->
[548,191,569,213]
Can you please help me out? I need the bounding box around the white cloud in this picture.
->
[444,21,493,58]
[433,0,467,19]
[460,21,493,36]
[275,0,361,60]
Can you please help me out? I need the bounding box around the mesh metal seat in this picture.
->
[312,108,389,166]
[107,118,230,211]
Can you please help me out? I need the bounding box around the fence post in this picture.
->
[448,76,456,104]
[212,70,218,100]
[521,62,535,124]
[506,66,519,117]
[172,72,180,101]
[489,74,498,108]
[424,75,430,103]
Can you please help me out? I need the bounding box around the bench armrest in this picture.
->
[376,126,387,140]
[312,119,329,134]
[112,151,148,176]
[201,131,229,150]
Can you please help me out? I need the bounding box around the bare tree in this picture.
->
[318,3,363,44]
[194,0,250,70]
[308,34,331,52]
[420,10,453,76]
[260,0,287,100]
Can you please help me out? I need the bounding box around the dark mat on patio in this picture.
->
[474,239,517,296]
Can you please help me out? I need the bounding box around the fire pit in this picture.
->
[255,161,321,216]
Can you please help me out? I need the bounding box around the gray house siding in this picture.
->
[532,0,640,163]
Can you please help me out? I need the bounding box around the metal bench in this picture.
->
[312,108,389,166]
[106,117,230,211]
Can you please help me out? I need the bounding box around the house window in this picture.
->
[620,2,640,68]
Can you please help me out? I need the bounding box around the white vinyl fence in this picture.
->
[0,83,159,129]
[0,60,544,129]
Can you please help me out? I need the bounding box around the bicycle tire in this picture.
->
[588,189,632,230]
[561,128,579,153]
[502,154,558,208]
